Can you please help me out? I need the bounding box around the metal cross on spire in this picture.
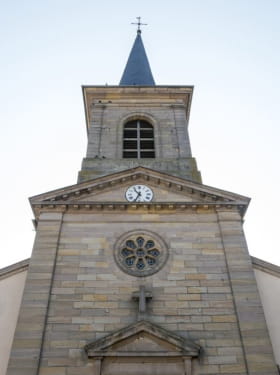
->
[131,16,147,34]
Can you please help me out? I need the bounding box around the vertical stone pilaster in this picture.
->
[217,209,278,375]
[7,212,63,375]
[171,105,191,158]
[183,357,192,375]
[92,357,102,375]
[86,104,106,158]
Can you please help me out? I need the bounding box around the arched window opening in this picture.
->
[123,120,155,158]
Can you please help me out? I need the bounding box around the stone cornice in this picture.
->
[252,256,280,278]
[85,319,200,358]
[30,167,249,204]
[0,258,29,280]
[30,167,250,220]
[33,201,246,220]
[82,86,193,134]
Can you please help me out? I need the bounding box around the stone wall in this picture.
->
[254,266,280,365]
[7,206,278,374]
[0,264,27,375]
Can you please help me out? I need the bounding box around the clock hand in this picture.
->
[134,191,141,201]
[133,187,143,201]
[134,193,140,202]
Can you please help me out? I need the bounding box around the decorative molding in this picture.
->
[0,258,29,280]
[30,167,250,219]
[252,256,280,278]
[85,319,200,358]
[114,230,169,277]
[31,201,246,220]
[30,167,249,206]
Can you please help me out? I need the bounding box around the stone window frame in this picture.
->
[123,119,155,159]
[116,112,161,159]
[114,229,169,277]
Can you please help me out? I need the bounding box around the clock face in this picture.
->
[125,185,153,202]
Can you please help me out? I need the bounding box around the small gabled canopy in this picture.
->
[85,320,200,358]
[119,31,155,86]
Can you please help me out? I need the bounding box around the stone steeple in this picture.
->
[119,30,155,86]
[78,28,201,183]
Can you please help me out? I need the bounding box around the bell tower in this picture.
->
[78,27,201,182]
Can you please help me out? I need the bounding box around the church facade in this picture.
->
[2,28,280,375]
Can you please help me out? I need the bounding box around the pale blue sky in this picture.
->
[1,0,280,267]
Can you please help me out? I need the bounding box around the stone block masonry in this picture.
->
[78,86,201,183]
[7,206,278,374]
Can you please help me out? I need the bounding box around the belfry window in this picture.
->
[123,120,155,158]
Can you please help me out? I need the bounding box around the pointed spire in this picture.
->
[119,19,155,86]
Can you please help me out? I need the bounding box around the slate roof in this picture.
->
[119,31,155,86]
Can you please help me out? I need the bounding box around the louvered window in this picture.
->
[123,120,155,158]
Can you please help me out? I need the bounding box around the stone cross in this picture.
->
[132,286,152,318]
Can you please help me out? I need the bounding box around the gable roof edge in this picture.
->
[29,166,250,205]
[252,256,280,278]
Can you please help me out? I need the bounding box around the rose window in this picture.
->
[114,231,168,277]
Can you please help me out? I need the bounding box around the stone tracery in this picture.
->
[114,230,168,277]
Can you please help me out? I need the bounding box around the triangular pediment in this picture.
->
[30,167,250,218]
[85,320,200,358]
[74,183,194,203]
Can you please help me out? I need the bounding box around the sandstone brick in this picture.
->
[40,367,66,375]
[212,315,237,323]
[220,364,247,373]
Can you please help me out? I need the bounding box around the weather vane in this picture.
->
[131,16,147,34]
